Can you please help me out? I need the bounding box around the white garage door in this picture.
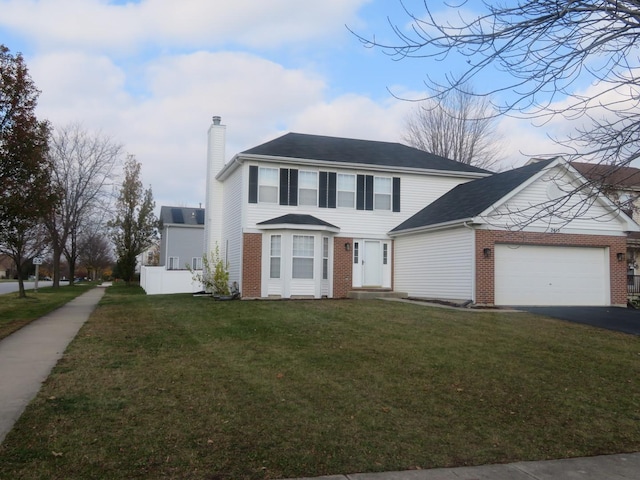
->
[494,244,609,306]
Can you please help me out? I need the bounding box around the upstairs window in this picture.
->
[298,171,318,206]
[337,174,355,208]
[374,177,392,210]
[259,167,278,203]
[192,257,203,270]
[168,257,179,270]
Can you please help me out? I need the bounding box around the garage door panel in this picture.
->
[494,245,609,306]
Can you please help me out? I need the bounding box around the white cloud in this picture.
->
[0,0,370,53]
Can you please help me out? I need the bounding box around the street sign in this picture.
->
[33,257,43,265]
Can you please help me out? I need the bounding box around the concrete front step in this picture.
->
[347,290,408,299]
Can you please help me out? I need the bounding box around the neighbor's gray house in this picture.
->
[140,206,205,294]
[142,116,639,306]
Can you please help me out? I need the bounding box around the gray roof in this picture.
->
[391,159,554,232]
[241,132,491,174]
[159,206,205,226]
[257,214,338,229]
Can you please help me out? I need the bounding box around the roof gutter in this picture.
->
[389,218,478,237]
[217,153,491,181]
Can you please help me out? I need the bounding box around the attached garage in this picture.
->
[494,244,609,306]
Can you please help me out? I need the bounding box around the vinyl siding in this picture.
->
[485,166,624,234]
[161,226,205,269]
[394,227,474,300]
[222,167,243,284]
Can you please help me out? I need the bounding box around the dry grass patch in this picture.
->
[0,284,639,479]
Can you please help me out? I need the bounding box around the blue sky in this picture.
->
[0,0,563,210]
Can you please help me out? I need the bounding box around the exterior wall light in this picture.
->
[345,242,351,252]
[617,252,626,262]
[483,247,492,258]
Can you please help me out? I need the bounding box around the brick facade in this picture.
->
[242,233,262,298]
[333,237,353,298]
[475,230,628,306]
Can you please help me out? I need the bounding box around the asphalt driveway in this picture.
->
[521,306,640,335]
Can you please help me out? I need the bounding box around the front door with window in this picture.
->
[363,240,382,287]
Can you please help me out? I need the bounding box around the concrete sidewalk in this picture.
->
[0,286,106,444]
[286,452,640,479]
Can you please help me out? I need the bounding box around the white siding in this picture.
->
[485,166,625,234]
[395,227,474,300]
[245,163,475,239]
[222,167,243,285]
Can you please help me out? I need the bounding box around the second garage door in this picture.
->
[494,244,609,306]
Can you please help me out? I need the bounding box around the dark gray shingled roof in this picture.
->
[159,206,205,226]
[391,159,555,232]
[241,132,491,175]
[257,214,338,229]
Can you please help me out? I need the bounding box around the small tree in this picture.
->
[189,243,230,296]
[109,155,157,285]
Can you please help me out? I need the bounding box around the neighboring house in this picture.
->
[140,206,205,294]
[571,162,640,276]
[200,116,637,306]
[159,206,206,270]
[0,254,14,279]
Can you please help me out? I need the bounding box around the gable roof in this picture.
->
[571,162,640,189]
[240,132,491,175]
[391,159,555,233]
[159,206,205,226]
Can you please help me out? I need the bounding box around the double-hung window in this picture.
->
[258,167,278,203]
[322,237,329,280]
[292,235,314,279]
[298,171,318,206]
[168,257,179,270]
[270,235,281,279]
[374,177,392,210]
[337,174,355,208]
[192,257,203,270]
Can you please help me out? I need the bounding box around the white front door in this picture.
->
[363,240,382,287]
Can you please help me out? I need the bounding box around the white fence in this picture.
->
[140,266,203,295]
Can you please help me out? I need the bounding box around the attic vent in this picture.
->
[171,208,185,224]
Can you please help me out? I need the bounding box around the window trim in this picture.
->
[258,166,279,204]
[298,170,318,206]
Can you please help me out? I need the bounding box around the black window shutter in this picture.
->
[356,175,365,210]
[289,169,298,206]
[319,172,328,208]
[249,166,258,203]
[393,177,401,212]
[328,172,337,208]
[279,168,289,205]
[365,175,374,211]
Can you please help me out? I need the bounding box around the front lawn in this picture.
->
[0,284,638,479]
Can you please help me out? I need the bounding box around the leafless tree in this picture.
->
[403,85,502,170]
[354,0,640,167]
[78,228,113,281]
[351,0,640,228]
[46,123,122,287]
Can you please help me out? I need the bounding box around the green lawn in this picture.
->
[0,284,94,340]
[0,284,639,479]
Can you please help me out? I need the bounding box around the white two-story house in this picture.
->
[204,117,490,300]
[204,117,638,306]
